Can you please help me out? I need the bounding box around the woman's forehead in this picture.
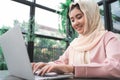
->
[69,9,83,20]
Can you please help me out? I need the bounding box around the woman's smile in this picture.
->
[75,25,83,33]
[69,7,85,34]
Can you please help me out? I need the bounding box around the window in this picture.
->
[34,37,66,62]
[0,1,29,28]
[0,0,30,70]
[36,0,65,10]
[111,1,120,32]
[35,7,66,38]
[26,0,34,2]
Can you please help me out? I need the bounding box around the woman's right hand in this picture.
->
[31,62,47,73]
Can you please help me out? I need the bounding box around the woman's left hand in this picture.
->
[37,64,73,76]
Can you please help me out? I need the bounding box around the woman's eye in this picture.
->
[77,15,82,19]
[71,19,74,22]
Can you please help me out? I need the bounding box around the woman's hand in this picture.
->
[31,62,47,73]
[37,64,73,76]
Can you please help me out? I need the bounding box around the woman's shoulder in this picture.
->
[104,31,119,39]
[103,31,120,43]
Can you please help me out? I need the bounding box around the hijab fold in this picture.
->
[68,0,107,65]
[69,0,106,52]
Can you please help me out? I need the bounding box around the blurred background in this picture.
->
[0,0,120,70]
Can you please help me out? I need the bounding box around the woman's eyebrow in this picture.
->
[69,13,82,19]
[70,17,74,20]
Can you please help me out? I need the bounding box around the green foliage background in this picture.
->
[0,26,9,70]
[59,0,78,43]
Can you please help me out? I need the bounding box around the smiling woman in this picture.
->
[32,0,120,78]
[69,3,85,34]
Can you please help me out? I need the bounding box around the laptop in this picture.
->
[0,26,73,80]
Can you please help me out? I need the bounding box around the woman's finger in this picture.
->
[40,65,51,76]
[33,62,47,73]
[33,63,43,73]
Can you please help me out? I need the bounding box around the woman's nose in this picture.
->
[74,20,79,26]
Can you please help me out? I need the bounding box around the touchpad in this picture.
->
[44,72,58,77]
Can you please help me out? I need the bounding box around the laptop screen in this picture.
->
[0,26,73,80]
[0,26,34,80]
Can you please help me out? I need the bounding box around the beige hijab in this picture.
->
[68,0,107,65]
[69,0,106,52]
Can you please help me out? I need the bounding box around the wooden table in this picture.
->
[0,70,119,80]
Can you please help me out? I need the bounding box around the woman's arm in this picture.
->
[34,47,73,76]
[74,34,120,78]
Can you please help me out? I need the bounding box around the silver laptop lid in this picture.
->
[0,26,34,80]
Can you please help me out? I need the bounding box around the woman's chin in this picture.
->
[77,31,83,34]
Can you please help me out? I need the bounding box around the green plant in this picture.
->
[59,0,71,34]
[0,62,7,70]
[27,17,35,42]
[34,37,66,62]
[59,0,78,43]
[0,26,9,35]
[0,26,9,70]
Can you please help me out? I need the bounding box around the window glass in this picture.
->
[74,0,102,2]
[0,0,30,70]
[26,0,34,2]
[94,0,102,2]
[111,1,120,31]
[35,7,66,38]
[0,1,29,28]
[36,0,65,10]
[34,37,66,62]
[99,5,105,25]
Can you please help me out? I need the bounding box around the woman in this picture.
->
[32,0,120,78]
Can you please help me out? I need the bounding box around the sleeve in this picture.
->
[48,46,70,65]
[74,35,120,78]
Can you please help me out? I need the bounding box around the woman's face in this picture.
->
[69,7,85,34]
